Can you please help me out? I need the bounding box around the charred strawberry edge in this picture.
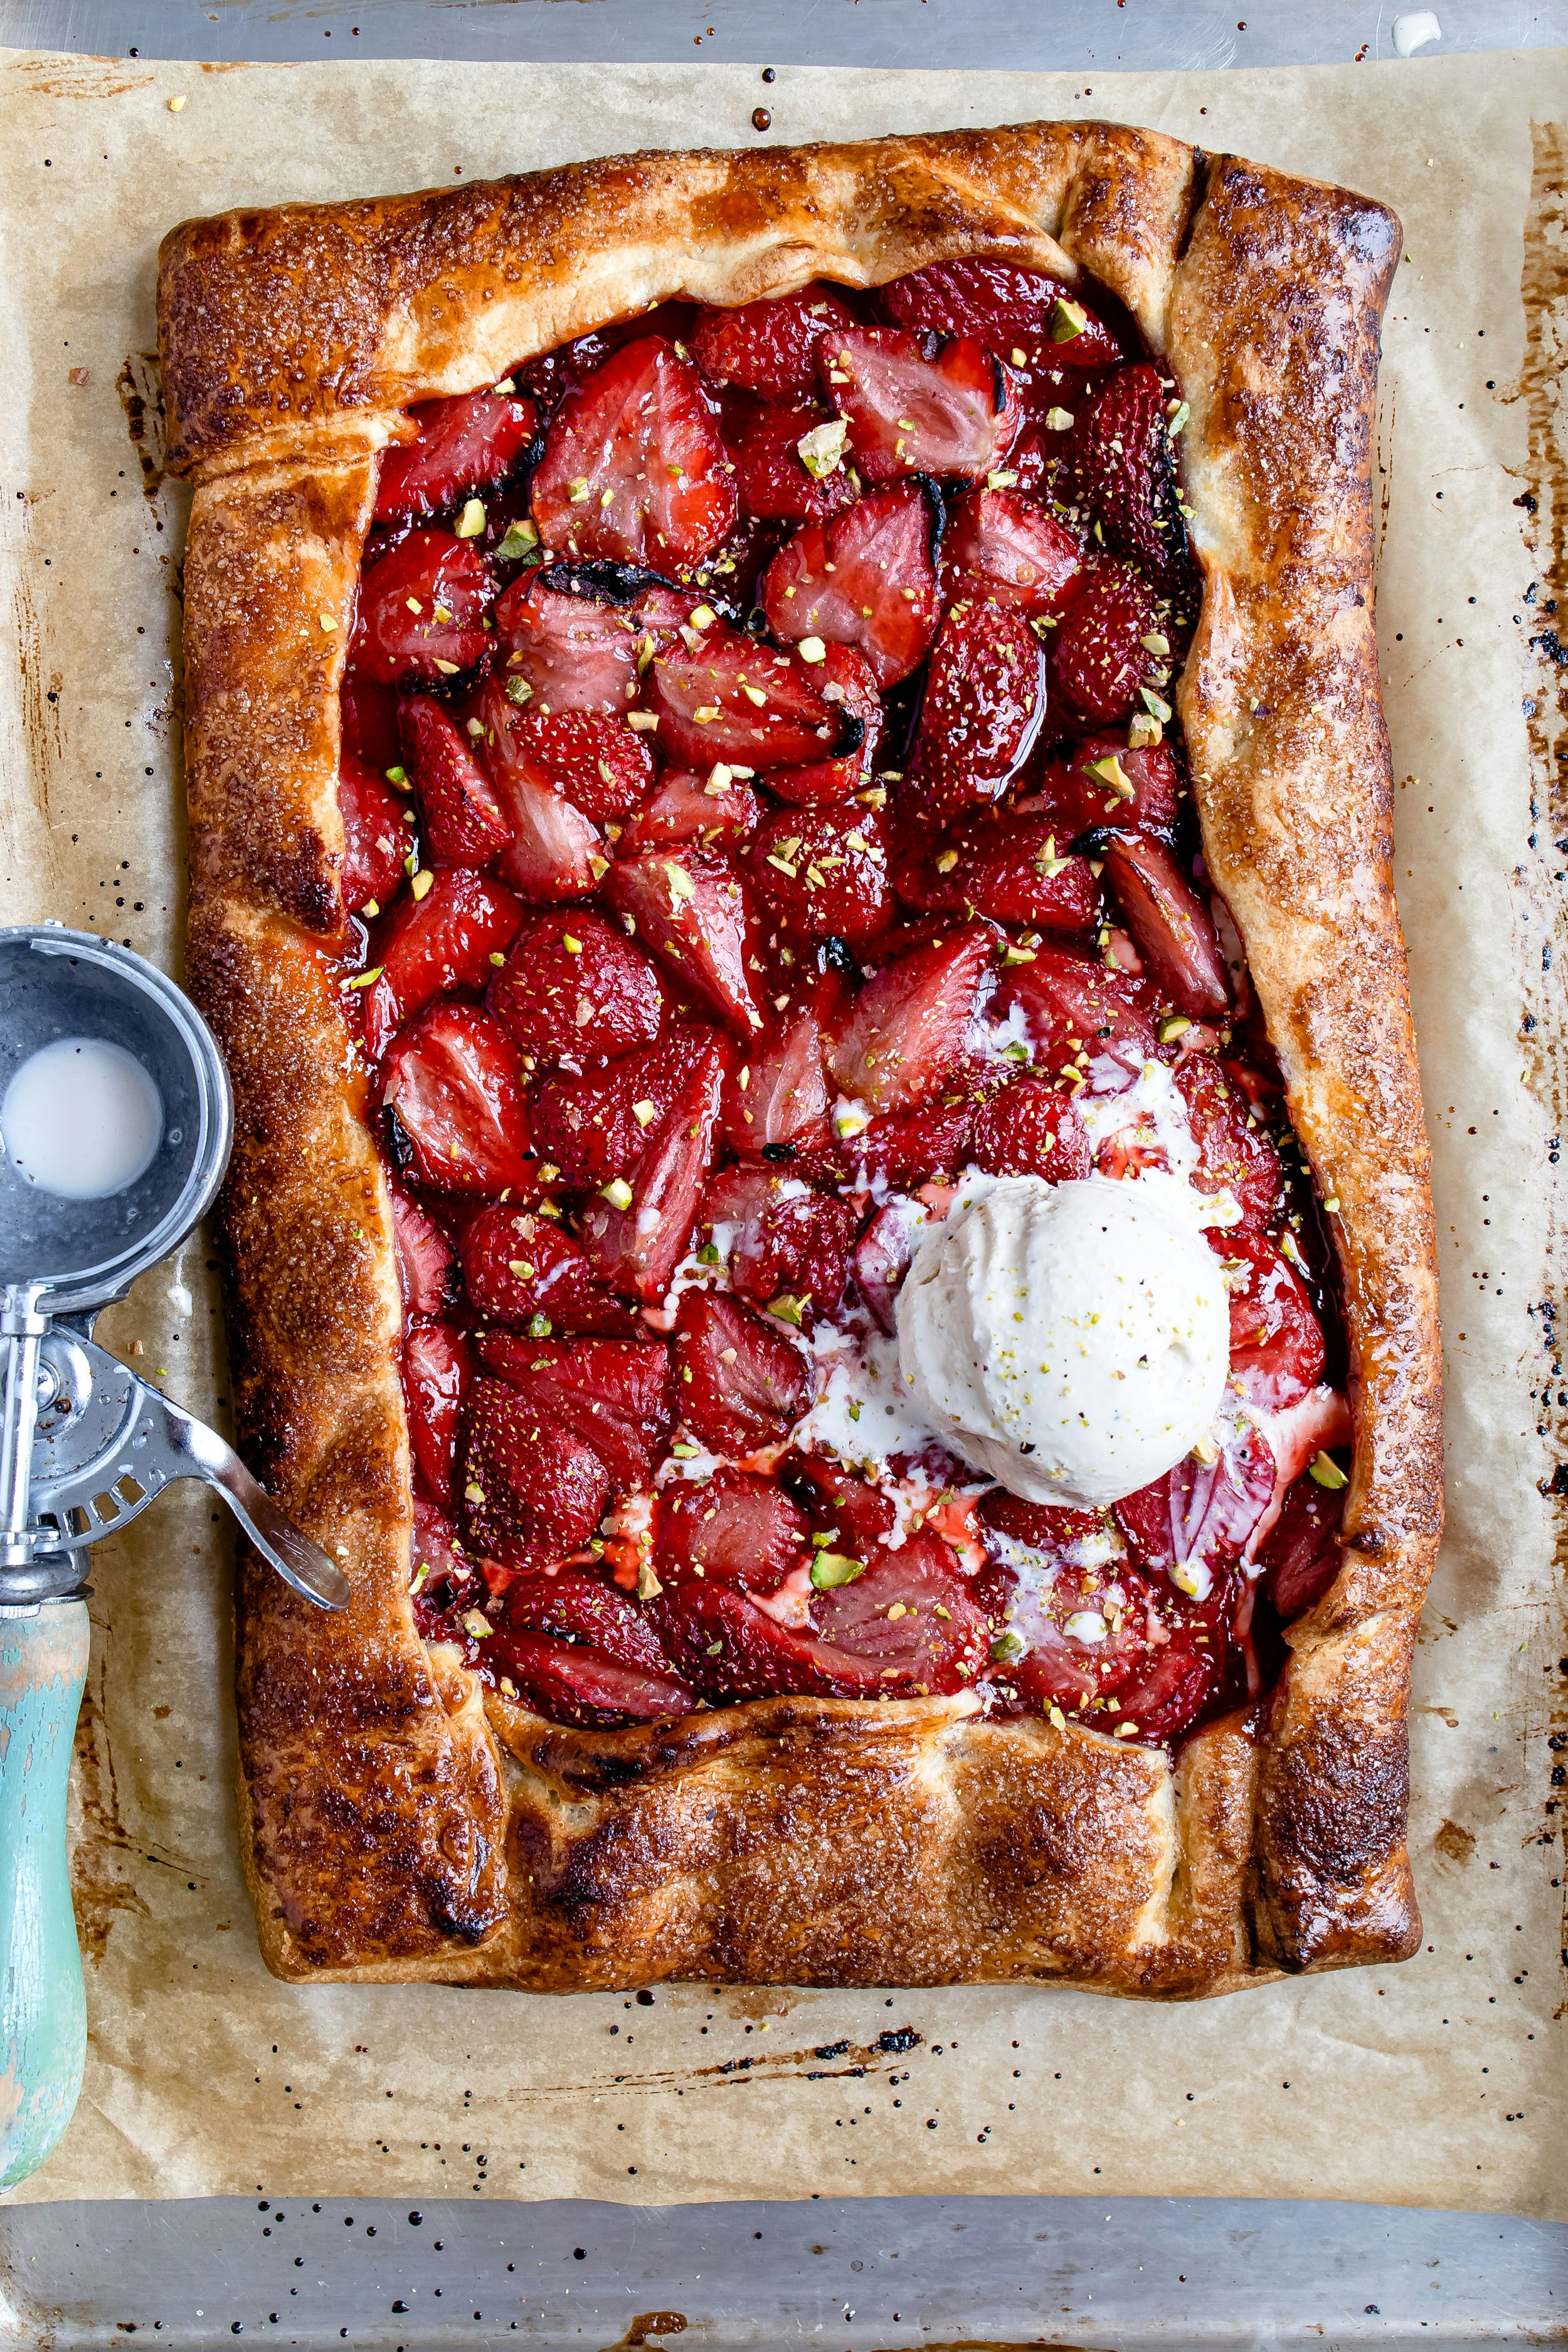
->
[334,268,1349,1747]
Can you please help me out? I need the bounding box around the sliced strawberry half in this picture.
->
[747,800,893,944]
[618,768,761,854]
[720,1003,834,1160]
[761,482,940,689]
[657,1466,812,1595]
[410,1496,482,1621]
[531,336,737,568]
[488,911,665,1067]
[692,285,859,400]
[908,603,1046,818]
[897,812,1099,932]
[389,1182,459,1315]
[1173,1056,1286,1232]
[349,529,494,690]
[403,1316,472,1506]
[487,1629,694,1725]
[1114,1421,1277,1577]
[672,1288,813,1454]
[1051,561,1163,725]
[825,923,992,1116]
[471,677,605,902]
[362,869,526,1066]
[880,260,1125,371]
[492,576,642,716]
[375,391,539,521]
[807,1533,990,1696]
[398,696,513,867]
[577,1039,728,1304]
[381,1004,536,1193]
[1073,363,1190,589]
[460,1376,612,1565]
[805,1095,975,1194]
[605,846,764,1036]
[529,1030,716,1185]
[981,1552,1164,1714]
[1029,733,1180,835]
[1212,1229,1325,1411]
[647,1579,875,1701]
[341,675,403,772]
[337,755,411,913]
[851,1195,930,1333]
[509,709,655,819]
[990,946,1157,1091]
[970,1074,1091,1180]
[498,1569,676,1676]
[822,325,1018,484]
[475,1332,672,1490]
[784,1454,898,1551]
[722,393,858,524]
[728,1187,859,1328]
[941,487,1084,617]
[1254,1473,1344,1624]
[460,1202,639,1337]
[765,644,883,805]
[647,624,852,773]
[1091,833,1229,1020]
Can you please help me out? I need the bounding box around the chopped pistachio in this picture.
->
[1190,1431,1221,1468]
[810,1552,866,1590]
[343,965,384,990]
[1049,296,1089,342]
[1044,405,1075,432]
[600,1176,635,1210]
[410,869,434,901]
[990,1629,1025,1665]
[1309,1451,1349,1490]
[766,1293,806,1327]
[797,418,850,479]
[454,497,487,539]
[1084,751,1134,800]
[637,1560,664,1601]
[1157,1014,1192,1044]
[432,657,460,676]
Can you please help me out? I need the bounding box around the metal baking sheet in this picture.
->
[1,2191,1564,2347]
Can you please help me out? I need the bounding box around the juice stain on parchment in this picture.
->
[3,493,65,833]
[69,1646,152,1966]
[116,352,167,514]
[1513,121,1568,2000]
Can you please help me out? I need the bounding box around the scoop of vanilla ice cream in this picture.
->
[894,1173,1229,1508]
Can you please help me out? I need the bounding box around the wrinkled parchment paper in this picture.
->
[0,45,1564,2217]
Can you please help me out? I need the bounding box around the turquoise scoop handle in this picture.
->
[0,1602,88,2190]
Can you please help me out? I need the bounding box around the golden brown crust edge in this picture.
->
[162,121,1439,1994]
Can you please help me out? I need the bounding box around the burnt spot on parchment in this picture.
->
[1515,124,1568,1984]
[117,351,168,516]
[70,1646,152,1965]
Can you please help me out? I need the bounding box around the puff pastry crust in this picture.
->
[158,120,1441,1994]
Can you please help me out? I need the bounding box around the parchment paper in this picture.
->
[1,45,1564,2218]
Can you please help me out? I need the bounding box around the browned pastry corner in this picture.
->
[159,121,1440,1994]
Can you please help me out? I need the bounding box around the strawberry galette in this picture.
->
[162,123,1442,1994]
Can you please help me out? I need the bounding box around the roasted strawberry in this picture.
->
[375,391,539,521]
[970,1074,1091,1180]
[1029,733,1180,835]
[647,624,852,773]
[349,529,494,689]
[908,603,1046,817]
[498,1569,675,1675]
[509,709,655,819]
[990,946,1157,1091]
[1254,1473,1344,1623]
[851,1195,932,1332]
[1089,833,1229,1020]
[1114,1421,1277,1577]
[389,1182,459,1315]
[1101,1611,1232,1745]
[880,260,1125,371]
[492,576,642,716]
[720,1003,834,1160]
[578,1039,727,1304]
[362,869,526,1066]
[475,1333,672,1490]
[810,1095,975,1192]
[822,325,1019,483]
[826,924,992,1115]
[618,769,760,854]
[747,800,893,943]
[1073,363,1190,589]
[722,393,858,523]
[460,1202,638,1337]
[898,812,1099,931]
[605,847,764,1035]
[398,696,513,867]
[341,674,402,771]
[489,912,665,1067]
[761,482,941,689]
[1173,1056,1286,1232]
[765,644,883,805]
[410,1496,481,1619]
[672,1288,813,1454]
[982,1550,1162,1714]
[807,1534,990,1695]
[1051,561,1163,725]
[729,1187,858,1327]
[531,336,737,568]
[460,1377,612,1564]
[692,285,859,400]
[382,1004,536,1194]
[977,1489,1105,1554]
[657,1467,812,1594]
[337,755,411,913]
[941,487,1084,617]
[529,1030,718,1185]
[487,1629,694,1725]
[1212,1230,1325,1411]
[648,1578,876,1701]
[785,1454,898,1551]
[471,677,605,901]
[403,1316,472,1505]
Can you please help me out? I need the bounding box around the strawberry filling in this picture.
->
[336,261,1348,1747]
